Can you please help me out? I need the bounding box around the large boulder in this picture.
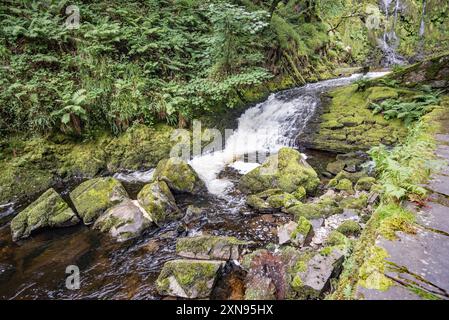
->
[176,235,249,260]
[239,148,320,194]
[11,188,79,241]
[137,180,181,225]
[93,200,153,242]
[156,259,224,298]
[292,247,346,299]
[70,177,129,224]
[152,158,206,194]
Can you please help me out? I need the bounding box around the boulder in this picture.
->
[277,221,298,245]
[137,180,181,225]
[182,205,204,224]
[176,235,249,260]
[278,217,313,247]
[70,177,129,224]
[292,247,346,299]
[266,193,299,209]
[156,259,224,298]
[239,148,320,194]
[152,158,206,194]
[11,188,79,241]
[93,200,153,241]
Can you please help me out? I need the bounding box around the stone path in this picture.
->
[360,118,449,300]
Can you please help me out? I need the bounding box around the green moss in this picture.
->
[287,196,342,219]
[176,235,247,257]
[246,195,271,211]
[292,186,307,201]
[376,204,416,240]
[137,180,181,225]
[335,178,353,192]
[325,231,349,247]
[266,193,298,209]
[355,177,377,191]
[239,147,320,194]
[337,221,361,236]
[358,246,393,291]
[70,177,129,224]
[340,194,368,210]
[11,188,79,241]
[152,157,205,194]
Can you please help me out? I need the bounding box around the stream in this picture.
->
[0,72,388,300]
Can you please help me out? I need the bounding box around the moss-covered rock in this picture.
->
[299,84,408,153]
[287,196,342,219]
[266,193,299,209]
[11,188,79,241]
[291,216,313,247]
[176,235,249,260]
[156,259,224,299]
[335,178,353,192]
[292,186,307,201]
[340,193,369,210]
[355,177,377,191]
[337,220,361,236]
[93,199,153,242]
[246,195,273,212]
[325,231,349,246]
[137,180,181,225]
[239,147,320,194]
[152,158,206,194]
[70,177,129,224]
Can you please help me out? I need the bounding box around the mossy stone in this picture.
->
[70,177,129,224]
[336,220,361,236]
[137,180,181,225]
[355,177,377,191]
[11,188,79,241]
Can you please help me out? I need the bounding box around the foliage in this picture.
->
[368,90,442,125]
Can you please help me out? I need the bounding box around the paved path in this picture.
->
[359,118,449,300]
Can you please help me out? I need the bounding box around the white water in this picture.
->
[189,72,390,196]
[378,0,406,66]
[113,169,154,183]
[419,0,427,38]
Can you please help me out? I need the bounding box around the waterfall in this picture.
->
[378,0,406,66]
[189,72,390,196]
[420,0,427,38]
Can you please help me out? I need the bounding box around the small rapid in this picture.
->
[189,72,390,196]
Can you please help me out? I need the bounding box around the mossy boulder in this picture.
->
[292,186,307,201]
[156,259,224,299]
[176,235,249,260]
[355,177,377,191]
[290,216,313,247]
[340,193,369,210]
[11,188,79,241]
[337,220,361,236]
[287,196,342,219]
[70,177,129,225]
[152,158,206,194]
[239,148,320,194]
[137,180,181,225]
[93,200,153,242]
[267,193,299,209]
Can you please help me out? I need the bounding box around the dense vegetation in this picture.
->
[1,0,447,137]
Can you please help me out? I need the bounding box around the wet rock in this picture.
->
[156,259,224,299]
[11,188,79,241]
[137,180,181,225]
[293,248,346,299]
[70,177,129,224]
[255,188,283,199]
[182,205,204,224]
[176,235,249,260]
[93,200,153,242]
[326,160,346,175]
[0,263,15,282]
[239,148,320,195]
[153,158,206,194]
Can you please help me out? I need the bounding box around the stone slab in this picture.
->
[416,202,449,235]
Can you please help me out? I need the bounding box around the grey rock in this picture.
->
[176,235,249,260]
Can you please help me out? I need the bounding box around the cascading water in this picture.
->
[419,0,427,38]
[378,0,407,66]
[189,72,390,197]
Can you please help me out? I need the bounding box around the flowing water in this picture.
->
[0,72,388,300]
[378,0,407,66]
